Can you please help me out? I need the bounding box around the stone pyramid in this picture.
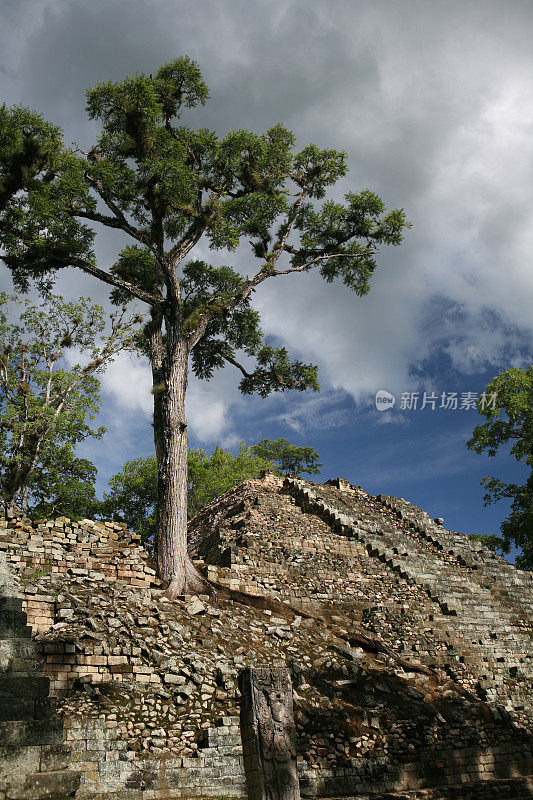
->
[0,474,532,799]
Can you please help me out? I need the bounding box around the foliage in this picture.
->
[251,437,321,476]
[99,456,158,541]
[468,533,510,556]
[29,444,98,520]
[0,62,408,392]
[0,292,138,512]
[188,442,274,517]
[0,58,409,591]
[100,443,274,538]
[467,366,533,568]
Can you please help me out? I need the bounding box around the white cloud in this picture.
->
[99,352,152,414]
[1,0,532,445]
[186,379,233,443]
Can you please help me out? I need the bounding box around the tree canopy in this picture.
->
[99,455,158,541]
[467,366,533,568]
[251,437,321,476]
[188,443,274,517]
[0,292,138,513]
[100,442,275,538]
[0,58,409,594]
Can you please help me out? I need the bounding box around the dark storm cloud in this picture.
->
[1,0,532,441]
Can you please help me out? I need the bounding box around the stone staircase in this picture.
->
[284,478,533,715]
[0,550,80,800]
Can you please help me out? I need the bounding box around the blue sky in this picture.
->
[1,0,531,556]
[81,355,528,549]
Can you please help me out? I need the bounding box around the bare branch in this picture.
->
[68,257,164,308]
[223,354,253,379]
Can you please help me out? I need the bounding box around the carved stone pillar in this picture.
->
[239,666,301,800]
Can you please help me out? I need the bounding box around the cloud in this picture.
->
[186,379,233,443]
[89,350,238,445]
[264,390,352,435]
[98,352,153,414]
[1,0,532,448]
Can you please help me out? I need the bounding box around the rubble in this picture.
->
[0,475,532,798]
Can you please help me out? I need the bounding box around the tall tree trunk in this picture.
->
[149,309,165,559]
[154,315,208,598]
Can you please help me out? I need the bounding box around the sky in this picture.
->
[1,0,532,548]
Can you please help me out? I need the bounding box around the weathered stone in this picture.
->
[239,666,300,800]
[186,598,206,616]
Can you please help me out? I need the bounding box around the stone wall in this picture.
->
[0,475,532,798]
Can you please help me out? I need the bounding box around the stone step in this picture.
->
[0,638,39,658]
[0,745,42,775]
[0,597,24,613]
[0,661,42,676]
[2,768,80,800]
[0,614,32,639]
[0,717,63,747]
[346,775,533,799]
[0,608,28,628]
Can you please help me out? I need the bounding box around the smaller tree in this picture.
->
[101,443,274,537]
[188,443,274,517]
[252,437,321,476]
[468,532,510,557]
[467,366,533,568]
[99,456,158,540]
[0,292,139,511]
[28,443,99,520]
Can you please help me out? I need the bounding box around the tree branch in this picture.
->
[69,257,164,308]
[71,207,133,233]
[186,190,309,350]
[83,165,149,247]
[273,250,376,275]
[222,354,253,379]
[167,219,206,268]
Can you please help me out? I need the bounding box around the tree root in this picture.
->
[159,562,433,677]
[205,579,434,677]
[162,557,217,600]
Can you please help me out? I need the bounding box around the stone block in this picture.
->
[4,769,80,800]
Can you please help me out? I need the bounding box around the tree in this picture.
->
[99,455,158,541]
[100,442,274,538]
[251,437,321,476]
[468,532,510,557]
[188,443,274,517]
[467,366,533,568]
[26,444,99,521]
[0,292,138,512]
[0,59,409,596]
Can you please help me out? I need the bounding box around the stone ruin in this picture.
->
[0,473,532,799]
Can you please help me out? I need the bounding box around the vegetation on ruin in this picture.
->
[251,437,321,476]
[467,366,533,568]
